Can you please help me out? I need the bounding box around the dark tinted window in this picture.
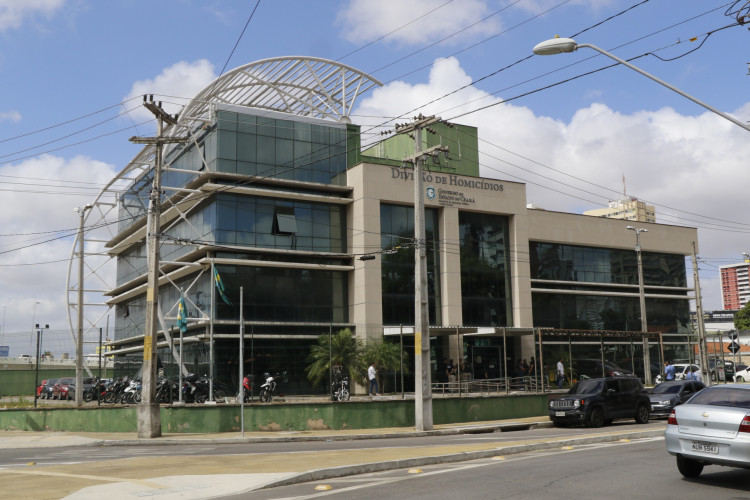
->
[688,386,750,408]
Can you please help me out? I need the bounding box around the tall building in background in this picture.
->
[720,261,750,310]
[583,196,656,223]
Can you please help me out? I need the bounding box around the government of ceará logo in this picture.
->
[426,186,436,200]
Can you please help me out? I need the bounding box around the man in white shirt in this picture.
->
[556,358,565,389]
[368,362,379,396]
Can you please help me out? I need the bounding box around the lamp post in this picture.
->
[532,37,750,134]
[34,323,49,408]
[74,203,93,408]
[627,226,651,385]
[30,300,40,356]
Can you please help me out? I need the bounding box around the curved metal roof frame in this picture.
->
[66,56,382,351]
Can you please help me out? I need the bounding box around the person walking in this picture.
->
[556,358,565,389]
[665,360,675,381]
[368,362,380,396]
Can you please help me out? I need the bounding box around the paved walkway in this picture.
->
[0,417,666,499]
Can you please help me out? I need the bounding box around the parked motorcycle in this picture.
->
[236,374,254,403]
[259,373,278,403]
[331,376,350,402]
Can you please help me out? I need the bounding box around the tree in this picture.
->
[361,340,405,393]
[735,301,750,331]
[305,328,362,389]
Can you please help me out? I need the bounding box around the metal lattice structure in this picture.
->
[65,57,382,360]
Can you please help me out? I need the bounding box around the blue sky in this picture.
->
[0,0,748,354]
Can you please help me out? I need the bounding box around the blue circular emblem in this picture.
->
[426,186,436,200]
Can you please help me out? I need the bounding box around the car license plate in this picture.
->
[555,411,566,417]
[691,441,718,454]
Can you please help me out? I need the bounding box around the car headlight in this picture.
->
[573,399,581,408]
[660,400,672,405]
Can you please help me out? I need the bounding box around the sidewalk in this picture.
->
[0,417,667,499]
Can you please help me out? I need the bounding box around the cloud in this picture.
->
[0,154,118,341]
[0,0,65,32]
[337,0,501,46]
[353,56,750,310]
[0,110,21,123]
[123,60,217,122]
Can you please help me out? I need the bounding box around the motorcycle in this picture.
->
[331,376,350,402]
[236,374,254,403]
[259,373,278,403]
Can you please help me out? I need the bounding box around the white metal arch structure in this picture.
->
[65,56,382,359]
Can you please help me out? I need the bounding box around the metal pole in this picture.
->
[98,327,102,406]
[209,261,215,402]
[400,324,404,399]
[178,326,183,403]
[75,204,90,408]
[239,287,244,437]
[34,328,41,408]
[328,324,332,399]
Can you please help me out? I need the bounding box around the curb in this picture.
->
[90,420,555,447]
[261,428,666,490]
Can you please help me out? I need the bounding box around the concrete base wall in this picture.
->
[0,395,549,433]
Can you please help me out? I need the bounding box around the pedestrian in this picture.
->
[664,360,675,381]
[529,356,536,379]
[446,359,456,384]
[368,361,380,396]
[556,358,565,388]
[692,366,703,382]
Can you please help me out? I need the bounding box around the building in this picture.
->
[583,197,656,223]
[720,262,750,310]
[98,57,700,392]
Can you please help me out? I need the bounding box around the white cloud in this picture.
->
[124,60,217,122]
[0,0,65,32]
[0,110,21,123]
[354,56,750,310]
[0,154,117,343]
[337,0,501,46]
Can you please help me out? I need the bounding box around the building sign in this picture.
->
[0,346,8,357]
[390,167,503,207]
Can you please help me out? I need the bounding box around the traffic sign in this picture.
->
[729,330,738,341]
[729,341,741,354]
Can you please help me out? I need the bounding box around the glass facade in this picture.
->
[459,211,512,326]
[213,110,349,184]
[380,203,441,325]
[529,242,690,333]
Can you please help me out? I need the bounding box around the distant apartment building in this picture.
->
[584,197,656,223]
[721,262,750,310]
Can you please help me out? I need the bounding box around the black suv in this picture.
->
[549,377,650,428]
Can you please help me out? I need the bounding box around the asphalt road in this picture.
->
[0,420,663,465]
[243,438,750,500]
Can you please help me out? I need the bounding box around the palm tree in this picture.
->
[306,328,362,389]
[361,340,404,394]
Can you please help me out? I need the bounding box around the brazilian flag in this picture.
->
[214,266,232,306]
[177,296,188,333]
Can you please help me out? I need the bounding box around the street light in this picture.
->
[532,37,750,133]
[30,300,40,356]
[626,226,651,385]
[34,323,49,408]
[74,203,93,407]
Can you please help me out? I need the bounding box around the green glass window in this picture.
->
[459,212,512,326]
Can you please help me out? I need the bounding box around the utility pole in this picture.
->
[130,96,187,438]
[627,226,651,385]
[692,242,710,386]
[394,114,449,431]
[74,203,92,408]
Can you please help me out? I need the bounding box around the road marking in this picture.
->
[0,468,165,489]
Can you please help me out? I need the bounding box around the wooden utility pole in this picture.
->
[130,96,186,438]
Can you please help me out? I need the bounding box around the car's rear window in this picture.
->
[688,386,750,408]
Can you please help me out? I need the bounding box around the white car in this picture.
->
[672,363,703,381]
[665,384,750,477]
[734,366,750,382]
